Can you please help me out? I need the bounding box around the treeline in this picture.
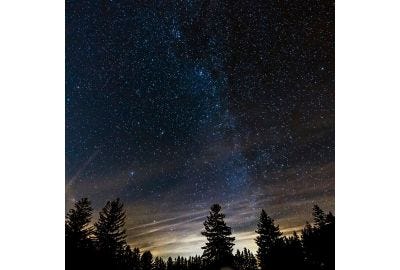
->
[66,199,334,270]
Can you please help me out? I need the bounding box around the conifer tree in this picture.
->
[201,204,235,268]
[94,198,127,262]
[281,232,305,269]
[234,248,257,270]
[302,205,335,270]
[66,198,94,249]
[243,248,258,270]
[188,255,202,270]
[255,209,282,270]
[234,249,243,269]
[65,198,94,269]
[324,211,335,270]
[154,256,167,270]
[141,250,153,270]
[166,257,174,270]
[131,247,141,270]
[313,205,326,228]
[121,246,134,270]
[174,256,180,270]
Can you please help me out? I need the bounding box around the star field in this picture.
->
[66,0,334,258]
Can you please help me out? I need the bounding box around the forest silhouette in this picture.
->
[66,199,334,270]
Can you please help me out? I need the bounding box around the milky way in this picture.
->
[66,0,334,258]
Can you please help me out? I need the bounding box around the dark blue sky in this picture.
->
[66,0,334,258]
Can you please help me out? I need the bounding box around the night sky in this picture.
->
[66,0,334,258]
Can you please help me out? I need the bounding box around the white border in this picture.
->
[1,0,400,269]
[0,1,65,269]
[336,0,400,269]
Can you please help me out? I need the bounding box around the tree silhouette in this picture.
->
[141,250,153,270]
[154,256,167,270]
[131,247,142,270]
[233,249,242,269]
[94,198,127,267]
[66,198,94,248]
[201,204,235,269]
[166,257,174,270]
[324,211,335,270]
[174,256,187,270]
[255,209,282,270]
[119,245,142,270]
[280,232,305,269]
[65,199,334,270]
[302,205,335,270]
[65,198,94,270]
[188,255,202,270]
[313,205,326,228]
[234,248,257,270]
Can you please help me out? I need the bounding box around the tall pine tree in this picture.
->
[65,198,94,270]
[201,204,235,268]
[66,198,94,249]
[131,247,142,270]
[255,209,282,270]
[302,205,335,270]
[166,257,174,270]
[141,250,153,270]
[153,256,167,270]
[94,198,127,265]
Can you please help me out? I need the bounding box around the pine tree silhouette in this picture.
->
[94,198,127,267]
[121,246,134,270]
[280,232,305,269]
[131,247,142,270]
[243,248,258,270]
[313,205,326,228]
[201,204,235,269]
[119,245,142,270]
[302,205,335,270]
[188,255,202,270]
[65,198,95,270]
[255,209,282,270]
[233,249,243,269]
[167,257,174,270]
[154,256,167,270]
[65,199,334,270]
[233,248,257,270]
[141,250,153,270]
[324,211,335,270]
[66,198,94,247]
